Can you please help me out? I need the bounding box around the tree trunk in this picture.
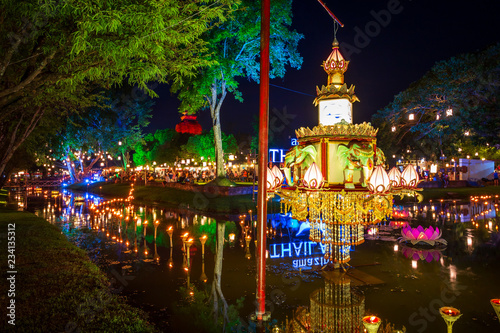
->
[65,154,77,183]
[83,156,100,178]
[207,74,228,179]
[212,119,225,178]
[0,107,44,178]
[211,221,229,329]
[122,151,129,170]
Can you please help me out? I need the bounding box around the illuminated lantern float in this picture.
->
[275,38,419,269]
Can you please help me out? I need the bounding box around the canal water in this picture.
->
[11,189,500,332]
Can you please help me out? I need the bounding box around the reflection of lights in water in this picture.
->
[394,244,399,252]
[449,265,457,282]
[412,260,417,269]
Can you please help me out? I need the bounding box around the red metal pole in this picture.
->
[256,0,270,321]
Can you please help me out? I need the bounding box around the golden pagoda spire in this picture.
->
[314,38,359,106]
[323,37,349,87]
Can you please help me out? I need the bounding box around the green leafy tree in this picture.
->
[182,129,238,162]
[132,129,181,167]
[373,43,500,163]
[174,0,303,179]
[0,0,235,181]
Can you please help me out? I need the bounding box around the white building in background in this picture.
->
[458,158,494,181]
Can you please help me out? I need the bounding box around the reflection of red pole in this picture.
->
[256,0,270,321]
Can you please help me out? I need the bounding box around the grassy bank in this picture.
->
[0,207,155,332]
[69,181,259,214]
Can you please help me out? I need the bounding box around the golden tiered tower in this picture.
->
[278,39,393,267]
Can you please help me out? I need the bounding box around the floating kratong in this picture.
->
[398,225,447,246]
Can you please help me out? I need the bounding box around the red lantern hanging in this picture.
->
[175,113,202,135]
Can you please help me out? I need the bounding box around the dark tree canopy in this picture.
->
[0,0,234,181]
[372,42,500,162]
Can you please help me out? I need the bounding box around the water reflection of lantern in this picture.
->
[412,260,418,269]
[181,232,189,252]
[168,248,173,268]
[154,220,159,240]
[287,271,364,332]
[439,307,462,333]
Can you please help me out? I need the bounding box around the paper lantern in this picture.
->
[401,164,419,188]
[303,162,324,189]
[266,167,277,191]
[271,165,284,188]
[367,166,391,194]
[388,167,402,188]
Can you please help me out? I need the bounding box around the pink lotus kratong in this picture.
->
[399,225,447,246]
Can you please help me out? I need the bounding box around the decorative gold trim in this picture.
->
[296,122,378,139]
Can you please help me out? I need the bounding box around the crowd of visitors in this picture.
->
[101,166,255,186]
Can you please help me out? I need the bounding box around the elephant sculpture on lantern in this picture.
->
[283,144,317,186]
[337,141,385,189]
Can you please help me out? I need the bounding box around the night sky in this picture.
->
[148,0,500,148]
